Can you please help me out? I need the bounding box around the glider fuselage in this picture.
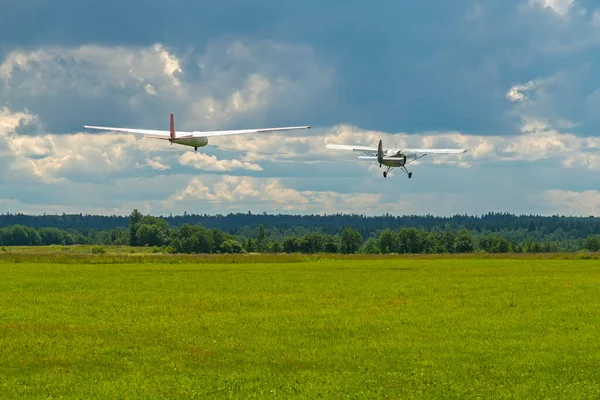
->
[170,136,208,148]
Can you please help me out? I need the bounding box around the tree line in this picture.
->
[2,211,600,239]
[1,209,599,253]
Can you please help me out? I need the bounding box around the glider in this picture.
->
[84,113,311,151]
[326,139,467,178]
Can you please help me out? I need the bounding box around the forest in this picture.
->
[0,210,599,253]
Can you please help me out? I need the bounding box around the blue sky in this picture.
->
[1,0,600,216]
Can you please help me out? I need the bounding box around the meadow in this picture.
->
[1,246,599,398]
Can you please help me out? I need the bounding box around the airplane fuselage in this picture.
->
[379,150,412,167]
[379,157,407,167]
[378,151,416,178]
[170,136,209,149]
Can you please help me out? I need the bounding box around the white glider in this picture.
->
[84,113,311,151]
[326,139,467,178]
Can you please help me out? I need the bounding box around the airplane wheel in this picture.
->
[383,171,387,178]
[408,172,412,179]
[194,147,197,151]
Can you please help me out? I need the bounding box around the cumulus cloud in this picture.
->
[542,190,600,215]
[141,157,170,171]
[167,175,384,213]
[0,39,332,134]
[3,97,600,212]
[0,109,267,185]
[222,118,600,173]
[178,152,262,172]
[0,38,331,186]
[0,43,182,88]
[163,174,593,217]
[8,132,142,184]
[3,104,600,217]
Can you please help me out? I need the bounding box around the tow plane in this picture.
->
[84,113,311,151]
[326,139,467,178]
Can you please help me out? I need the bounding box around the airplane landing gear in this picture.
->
[383,171,387,178]
[400,165,412,179]
[194,147,198,151]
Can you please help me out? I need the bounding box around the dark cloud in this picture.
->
[2,0,600,136]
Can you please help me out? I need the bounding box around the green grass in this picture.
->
[1,251,600,398]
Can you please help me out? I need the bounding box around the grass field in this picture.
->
[1,248,599,398]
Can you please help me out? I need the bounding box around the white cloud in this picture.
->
[164,174,593,217]
[507,79,542,102]
[0,43,183,98]
[542,190,600,215]
[529,0,575,16]
[143,157,171,171]
[8,132,142,184]
[0,107,41,176]
[0,38,332,184]
[3,99,600,197]
[178,152,262,171]
[223,118,600,173]
[0,107,37,133]
[0,39,332,131]
[505,76,561,105]
[167,175,384,213]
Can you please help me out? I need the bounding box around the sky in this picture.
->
[1,0,600,217]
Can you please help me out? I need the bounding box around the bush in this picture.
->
[163,246,178,254]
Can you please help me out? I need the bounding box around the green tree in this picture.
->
[172,224,214,253]
[455,229,474,253]
[585,235,600,252]
[136,224,168,247]
[397,228,421,253]
[1,225,41,246]
[211,228,225,252]
[283,237,299,253]
[220,239,245,253]
[128,209,144,246]
[257,224,266,252]
[246,238,255,252]
[341,228,362,254]
[361,237,380,254]
[378,229,395,253]
[38,227,74,245]
[269,241,283,253]
[324,235,341,253]
[441,231,456,253]
[298,233,326,253]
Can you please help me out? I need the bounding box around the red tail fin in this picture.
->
[170,113,175,139]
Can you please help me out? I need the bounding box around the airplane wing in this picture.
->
[83,125,311,138]
[194,126,311,137]
[83,125,192,139]
[326,144,378,152]
[327,144,467,155]
[400,148,467,154]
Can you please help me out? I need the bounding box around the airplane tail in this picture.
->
[377,139,384,158]
[170,113,175,139]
